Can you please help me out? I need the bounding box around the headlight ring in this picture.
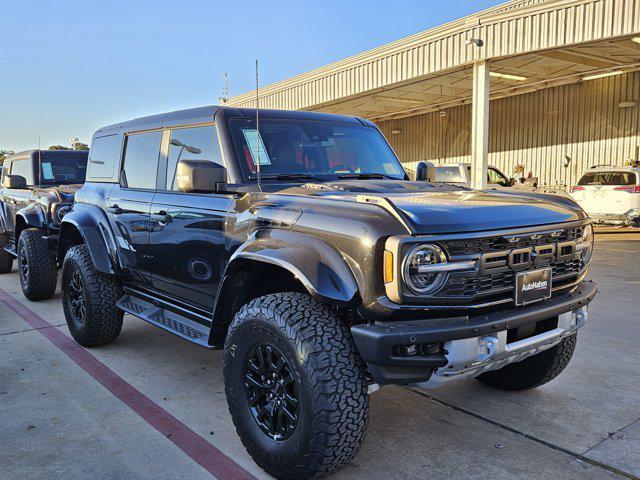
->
[577,224,594,263]
[402,243,448,295]
[54,204,72,224]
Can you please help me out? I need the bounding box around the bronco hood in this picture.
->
[277,180,585,234]
[33,184,82,203]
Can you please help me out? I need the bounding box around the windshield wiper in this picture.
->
[337,172,397,180]
[248,173,325,182]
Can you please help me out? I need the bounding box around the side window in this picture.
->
[122,131,162,189]
[10,159,32,184]
[488,168,507,185]
[165,125,222,191]
[88,135,119,179]
[1,162,9,183]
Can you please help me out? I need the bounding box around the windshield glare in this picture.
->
[228,118,406,180]
[39,154,87,185]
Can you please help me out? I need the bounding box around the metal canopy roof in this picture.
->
[227,0,640,120]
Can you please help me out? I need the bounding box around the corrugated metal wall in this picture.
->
[378,71,640,188]
[228,0,640,111]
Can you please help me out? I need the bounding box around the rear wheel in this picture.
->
[0,233,13,274]
[476,334,577,391]
[224,292,369,479]
[18,228,58,300]
[61,244,123,347]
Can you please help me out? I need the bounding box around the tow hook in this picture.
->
[478,336,499,362]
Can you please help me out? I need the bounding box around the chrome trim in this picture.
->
[417,260,476,273]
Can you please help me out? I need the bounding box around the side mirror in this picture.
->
[4,175,27,189]
[507,178,516,187]
[176,160,227,193]
[416,161,436,182]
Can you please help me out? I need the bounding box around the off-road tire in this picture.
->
[61,244,123,347]
[224,292,369,480]
[0,233,13,273]
[476,334,577,391]
[18,228,58,300]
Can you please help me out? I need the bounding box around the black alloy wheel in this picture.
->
[244,343,299,440]
[67,270,86,326]
[18,246,29,289]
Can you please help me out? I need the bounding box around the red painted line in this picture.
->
[0,288,256,480]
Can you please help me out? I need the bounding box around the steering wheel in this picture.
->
[327,164,355,174]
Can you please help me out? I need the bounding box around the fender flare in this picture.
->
[58,203,117,274]
[15,204,47,232]
[218,229,359,308]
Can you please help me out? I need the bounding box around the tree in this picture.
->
[48,139,89,151]
[0,149,14,166]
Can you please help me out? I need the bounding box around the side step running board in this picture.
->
[117,294,213,349]
[3,245,17,257]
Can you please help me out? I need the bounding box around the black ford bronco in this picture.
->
[57,106,596,479]
[0,149,88,299]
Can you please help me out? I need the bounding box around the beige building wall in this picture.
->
[378,71,640,189]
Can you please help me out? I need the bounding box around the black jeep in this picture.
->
[57,106,596,479]
[0,149,88,299]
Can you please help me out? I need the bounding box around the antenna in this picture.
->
[219,71,229,103]
[255,59,261,190]
[38,134,42,185]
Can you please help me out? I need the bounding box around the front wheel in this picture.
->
[61,244,123,347]
[224,292,369,480]
[476,334,577,391]
[18,228,58,300]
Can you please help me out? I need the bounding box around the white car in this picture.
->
[570,166,640,227]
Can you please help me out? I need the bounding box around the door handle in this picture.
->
[106,204,123,215]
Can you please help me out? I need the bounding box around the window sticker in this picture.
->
[41,162,54,180]
[242,129,271,166]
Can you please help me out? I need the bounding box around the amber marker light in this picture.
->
[384,250,394,284]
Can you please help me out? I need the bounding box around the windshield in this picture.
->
[228,117,407,181]
[38,153,88,185]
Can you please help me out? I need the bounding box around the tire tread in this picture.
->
[224,292,369,479]
[62,244,123,347]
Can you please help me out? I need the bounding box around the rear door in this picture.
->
[149,124,231,309]
[573,170,639,214]
[105,130,162,286]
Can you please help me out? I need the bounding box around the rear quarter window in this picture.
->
[87,135,120,181]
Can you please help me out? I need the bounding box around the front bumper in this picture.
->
[351,280,597,385]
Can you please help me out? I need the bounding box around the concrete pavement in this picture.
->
[1,236,638,479]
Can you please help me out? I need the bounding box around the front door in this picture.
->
[150,192,230,309]
[149,124,230,310]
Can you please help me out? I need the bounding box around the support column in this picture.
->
[471,60,490,190]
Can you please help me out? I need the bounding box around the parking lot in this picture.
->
[1,233,638,480]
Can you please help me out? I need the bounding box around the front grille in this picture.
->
[446,225,584,256]
[436,257,582,298]
[411,225,589,307]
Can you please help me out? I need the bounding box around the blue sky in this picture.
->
[0,0,502,152]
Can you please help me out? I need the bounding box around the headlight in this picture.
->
[52,204,72,224]
[402,244,448,295]
[576,224,594,263]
